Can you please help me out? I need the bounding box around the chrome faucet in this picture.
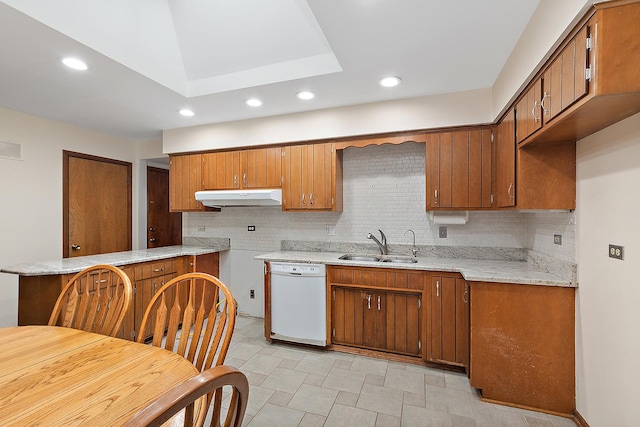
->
[367,229,388,255]
[404,229,418,257]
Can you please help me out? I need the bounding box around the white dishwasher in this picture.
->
[269,262,327,347]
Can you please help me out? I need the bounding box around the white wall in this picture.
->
[0,107,145,327]
[575,112,640,425]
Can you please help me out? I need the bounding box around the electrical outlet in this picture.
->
[609,244,624,260]
[247,225,255,231]
[439,226,447,238]
[250,289,255,299]
[325,225,336,235]
[554,234,562,245]
[197,226,205,232]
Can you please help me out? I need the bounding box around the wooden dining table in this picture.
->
[0,325,200,426]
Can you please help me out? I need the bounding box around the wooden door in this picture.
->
[169,154,203,212]
[494,110,516,207]
[147,166,182,248]
[242,147,282,189]
[64,151,131,258]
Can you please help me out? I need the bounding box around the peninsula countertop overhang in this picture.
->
[1,245,230,277]
[255,251,575,287]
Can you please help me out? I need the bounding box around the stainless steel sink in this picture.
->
[381,257,418,264]
[338,254,381,262]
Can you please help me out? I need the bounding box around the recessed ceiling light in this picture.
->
[296,91,315,100]
[380,76,401,87]
[61,57,88,71]
[245,98,263,107]
[179,109,195,117]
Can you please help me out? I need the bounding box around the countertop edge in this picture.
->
[255,251,575,288]
[1,245,230,276]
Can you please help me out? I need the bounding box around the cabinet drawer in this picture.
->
[328,266,425,290]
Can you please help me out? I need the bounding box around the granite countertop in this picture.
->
[255,251,575,287]
[1,244,230,277]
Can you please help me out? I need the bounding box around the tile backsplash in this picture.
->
[185,142,576,263]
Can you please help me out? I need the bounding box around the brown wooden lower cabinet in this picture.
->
[469,281,575,415]
[16,252,220,342]
[328,266,425,358]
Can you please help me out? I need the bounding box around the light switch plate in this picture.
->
[439,226,447,238]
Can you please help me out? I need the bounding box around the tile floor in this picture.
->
[225,315,577,427]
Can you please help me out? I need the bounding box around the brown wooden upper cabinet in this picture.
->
[169,153,204,212]
[202,147,282,190]
[426,128,492,210]
[281,143,343,211]
[495,108,576,210]
[517,1,640,146]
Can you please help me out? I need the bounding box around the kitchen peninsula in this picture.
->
[1,242,229,341]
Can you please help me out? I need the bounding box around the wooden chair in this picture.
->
[137,272,237,426]
[48,264,133,337]
[122,365,249,427]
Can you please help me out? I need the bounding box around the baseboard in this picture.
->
[573,410,590,427]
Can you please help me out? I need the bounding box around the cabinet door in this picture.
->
[494,110,516,207]
[241,147,282,189]
[515,78,542,144]
[202,151,241,190]
[429,275,468,367]
[331,287,365,347]
[282,143,335,211]
[169,154,203,212]
[543,25,589,124]
[383,291,422,357]
[426,132,452,208]
[427,129,492,209]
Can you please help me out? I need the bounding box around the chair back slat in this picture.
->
[137,272,237,380]
[49,264,133,338]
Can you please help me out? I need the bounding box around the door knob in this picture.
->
[71,244,81,251]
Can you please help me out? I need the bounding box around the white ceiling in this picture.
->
[0,0,539,142]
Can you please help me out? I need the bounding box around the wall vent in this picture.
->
[0,140,23,160]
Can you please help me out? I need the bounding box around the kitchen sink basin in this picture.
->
[381,257,419,264]
[339,254,381,262]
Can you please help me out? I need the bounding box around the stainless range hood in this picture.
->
[195,189,282,208]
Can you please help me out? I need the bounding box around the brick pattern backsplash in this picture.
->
[185,142,576,262]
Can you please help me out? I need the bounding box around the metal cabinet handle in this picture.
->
[233,174,238,187]
[301,193,305,206]
[367,294,371,310]
[463,286,469,304]
[532,100,540,123]
[72,244,81,251]
[541,92,550,115]
[436,280,440,297]
[434,189,438,205]
[149,238,156,243]
[377,295,381,311]
[507,183,514,200]
[309,193,313,206]
[243,173,247,186]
